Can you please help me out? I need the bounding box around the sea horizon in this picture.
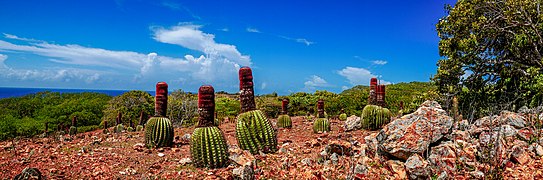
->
[0,86,155,99]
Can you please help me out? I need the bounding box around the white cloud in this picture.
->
[338,67,390,86]
[246,28,260,33]
[152,24,251,66]
[0,27,251,89]
[304,75,331,90]
[372,60,387,65]
[261,82,267,90]
[295,38,315,46]
[3,33,41,42]
[341,86,349,91]
[219,28,229,32]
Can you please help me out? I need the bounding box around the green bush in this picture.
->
[77,125,100,133]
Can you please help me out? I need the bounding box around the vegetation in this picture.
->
[434,0,543,119]
[101,90,153,128]
[277,115,292,128]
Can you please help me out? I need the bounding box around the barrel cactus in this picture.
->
[339,113,347,121]
[361,105,391,130]
[277,98,292,128]
[127,126,134,132]
[236,67,278,154]
[144,82,174,148]
[313,118,330,133]
[69,116,77,135]
[115,124,124,133]
[312,99,330,133]
[136,125,144,132]
[191,85,229,168]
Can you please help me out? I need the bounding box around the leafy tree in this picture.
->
[215,97,240,121]
[102,90,153,127]
[168,89,198,126]
[434,0,543,119]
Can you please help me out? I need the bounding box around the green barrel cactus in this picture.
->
[69,126,77,135]
[339,113,347,121]
[236,110,278,154]
[127,126,134,132]
[361,105,391,130]
[277,114,292,128]
[313,118,330,133]
[236,67,278,154]
[115,124,124,133]
[136,125,144,132]
[191,85,229,168]
[145,117,174,148]
[144,82,174,148]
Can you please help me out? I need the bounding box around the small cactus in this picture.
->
[361,105,391,130]
[191,85,229,168]
[144,82,174,148]
[103,121,109,134]
[236,67,277,154]
[136,125,144,132]
[127,126,134,132]
[313,99,330,133]
[313,118,330,133]
[339,113,347,121]
[277,115,292,128]
[115,124,124,133]
[69,126,77,136]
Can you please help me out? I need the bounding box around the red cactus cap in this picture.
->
[378,84,385,93]
[317,99,324,110]
[370,77,378,86]
[198,85,215,108]
[239,66,253,81]
[155,82,168,117]
[156,82,168,96]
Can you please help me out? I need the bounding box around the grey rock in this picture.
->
[536,145,543,156]
[405,153,429,180]
[330,153,339,165]
[343,115,361,132]
[179,158,192,165]
[233,162,254,180]
[301,158,312,166]
[14,167,42,180]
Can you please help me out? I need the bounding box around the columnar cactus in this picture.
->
[368,77,378,105]
[235,67,278,154]
[361,105,391,130]
[376,84,387,107]
[313,99,330,133]
[277,98,292,128]
[69,116,77,135]
[191,85,229,168]
[116,112,122,125]
[145,82,174,148]
[103,121,109,134]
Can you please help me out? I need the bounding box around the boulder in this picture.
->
[14,167,42,180]
[511,145,530,165]
[378,101,453,160]
[232,162,254,180]
[344,115,361,132]
[428,142,457,179]
[405,154,429,180]
[387,160,407,179]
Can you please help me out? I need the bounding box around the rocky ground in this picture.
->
[2,101,543,179]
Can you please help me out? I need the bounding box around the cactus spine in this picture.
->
[313,99,330,133]
[235,67,278,154]
[144,82,174,148]
[361,105,391,130]
[191,85,229,168]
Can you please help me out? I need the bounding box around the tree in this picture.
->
[102,91,154,127]
[434,0,543,119]
[168,89,198,126]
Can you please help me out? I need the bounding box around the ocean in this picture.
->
[0,87,155,99]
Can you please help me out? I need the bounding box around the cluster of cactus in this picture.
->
[361,105,391,130]
[191,85,229,168]
[277,98,292,128]
[235,67,278,154]
[144,82,174,148]
[69,116,77,135]
[313,99,331,133]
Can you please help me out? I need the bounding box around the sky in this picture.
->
[0,0,457,95]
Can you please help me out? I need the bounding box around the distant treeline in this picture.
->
[0,82,437,140]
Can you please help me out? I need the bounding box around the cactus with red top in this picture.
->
[69,116,77,135]
[191,85,229,168]
[313,99,330,133]
[144,82,174,148]
[235,67,278,154]
[115,112,124,133]
[277,98,292,128]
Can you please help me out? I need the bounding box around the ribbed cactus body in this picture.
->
[191,126,229,168]
[69,126,77,135]
[145,117,174,148]
[313,118,330,133]
[361,105,391,130]
[235,110,278,154]
[339,113,347,121]
[277,115,292,128]
[127,127,134,132]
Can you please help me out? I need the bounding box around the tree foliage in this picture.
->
[167,89,198,126]
[101,90,154,127]
[434,0,543,119]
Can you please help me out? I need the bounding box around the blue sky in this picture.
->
[0,0,456,95]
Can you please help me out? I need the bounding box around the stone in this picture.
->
[428,142,457,179]
[330,153,339,165]
[229,147,255,166]
[536,144,543,156]
[387,160,407,179]
[325,140,352,156]
[181,133,191,143]
[469,171,484,179]
[133,143,145,152]
[179,158,192,165]
[517,128,533,141]
[499,111,526,129]
[14,167,42,180]
[494,125,517,137]
[158,153,165,157]
[511,145,530,165]
[232,162,254,180]
[352,163,368,178]
[344,115,361,132]
[405,153,429,180]
[378,101,453,160]
[301,158,312,166]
